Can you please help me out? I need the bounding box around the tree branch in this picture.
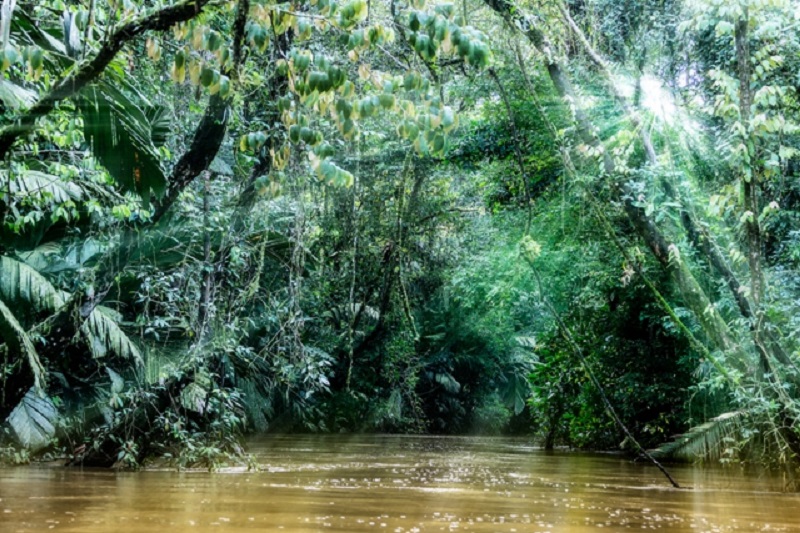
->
[0,0,214,160]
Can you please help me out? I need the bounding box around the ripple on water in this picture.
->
[0,435,798,532]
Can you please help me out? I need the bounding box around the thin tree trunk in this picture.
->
[197,171,213,336]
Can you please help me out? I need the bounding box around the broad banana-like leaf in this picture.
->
[15,242,62,273]
[500,372,529,415]
[0,256,142,363]
[7,387,58,451]
[0,256,66,318]
[10,9,68,59]
[0,298,45,390]
[17,239,105,275]
[0,78,36,110]
[79,82,167,206]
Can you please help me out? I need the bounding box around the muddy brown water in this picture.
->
[1,435,799,532]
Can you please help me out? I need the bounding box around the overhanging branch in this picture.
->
[0,0,214,160]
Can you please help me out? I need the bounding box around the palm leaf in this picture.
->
[145,104,171,148]
[500,372,529,415]
[80,305,143,365]
[650,411,745,462]
[0,256,142,363]
[0,169,84,204]
[0,78,37,110]
[0,256,66,318]
[0,298,45,390]
[17,239,106,275]
[6,387,58,451]
[514,336,538,349]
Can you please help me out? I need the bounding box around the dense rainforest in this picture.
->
[1,0,800,481]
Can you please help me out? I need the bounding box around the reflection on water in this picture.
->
[1,435,799,532]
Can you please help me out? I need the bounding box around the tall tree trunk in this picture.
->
[734,14,764,310]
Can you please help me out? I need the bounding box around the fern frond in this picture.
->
[651,411,745,462]
[515,336,538,349]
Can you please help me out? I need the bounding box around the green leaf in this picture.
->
[180,382,208,414]
[0,298,46,391]
[500,373,529,415]
[1,169,84,205]
[651,411,745,461]
[0,78,37,110]
[107,367,125,394]
[0,256,66,316]
[80,306,143,364]
[78,82,167,206]
[7,387,58,451]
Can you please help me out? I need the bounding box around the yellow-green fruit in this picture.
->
[378,94,395,109]
[2,46,18,71]
[174,50,186,69]
[432,134,445,153]
[450,27,462,46]
[289,125,301,143]
[315,143,336,158]
[276,60,289,76]
[200,66,215,87]
[218,76,231,98]
[342,119,356,137]
[207,31,223,52]
[458,38,471,57]
[300,126,314,144]
[29,47,44,69]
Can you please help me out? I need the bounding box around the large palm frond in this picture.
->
[0,169,84,204]
[0,256,141,363]
[80,305,143,364]
[650,411,745,462]
[0,255,65,317]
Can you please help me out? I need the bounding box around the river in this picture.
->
[1,435,798,532]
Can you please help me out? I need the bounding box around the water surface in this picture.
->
[1,435,798,532]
